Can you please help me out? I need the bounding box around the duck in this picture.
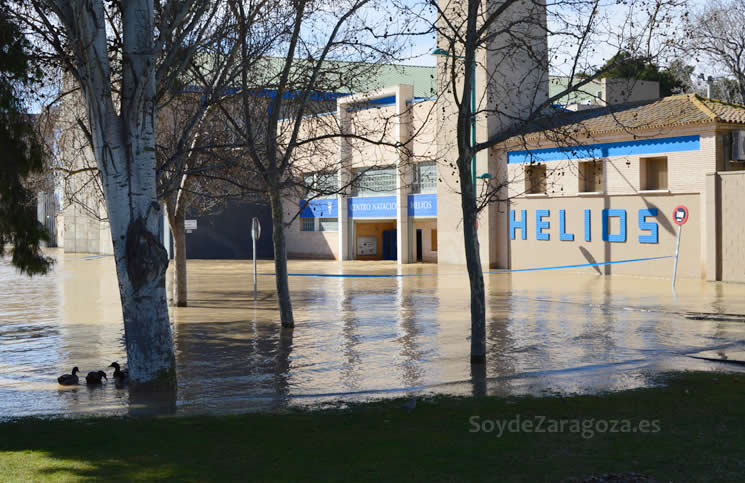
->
[85,370,107,385]
[58,367,80,385]
[108,362,129,383]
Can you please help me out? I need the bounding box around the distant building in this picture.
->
[287,65,745,284]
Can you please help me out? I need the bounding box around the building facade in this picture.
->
[57,0,745,283]
[286,88,745,282]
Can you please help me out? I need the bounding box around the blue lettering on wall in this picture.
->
[407,194,437,217]
[510,209,527,240]
[300,198,338,218]
[512,208,658,244]
[602,209,627,242]
[348,196,397,218]
[559,210,574,241]
[638,208,659,244]
[536,210,550,241]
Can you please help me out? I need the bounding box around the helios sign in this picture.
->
[510,208,660,244]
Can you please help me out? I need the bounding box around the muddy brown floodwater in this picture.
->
[2,249,745,418]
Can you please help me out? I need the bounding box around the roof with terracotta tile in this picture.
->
[698,96,745,123]
[519,94,745,142]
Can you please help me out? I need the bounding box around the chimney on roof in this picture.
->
[598,78,660,106]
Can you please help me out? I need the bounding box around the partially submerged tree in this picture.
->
[155,8,250,308]
[19,0,220,388]
[42,6,251,308]
[0,2,52,275]
[221,0,411,328]
[423,0,685,363]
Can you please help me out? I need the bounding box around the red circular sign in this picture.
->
[673,205,689,225]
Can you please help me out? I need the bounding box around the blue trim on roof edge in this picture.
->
[507,135,700,164]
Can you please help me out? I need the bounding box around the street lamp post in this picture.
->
[431,47,477,196]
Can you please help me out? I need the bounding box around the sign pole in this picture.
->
[672,224,681,289]
[251,217,261,302]
[253,235,257,301]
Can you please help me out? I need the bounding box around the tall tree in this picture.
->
[685,0,745,104]
[424,0,684,363]
[223,0,408,328]
[0,2,52,275]
[593,51,689,97]
[19,0,218,388]
[41,5,251,308]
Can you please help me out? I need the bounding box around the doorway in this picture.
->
[382,230,397,260]
[416,229,423,262]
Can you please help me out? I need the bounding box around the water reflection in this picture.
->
[1,251,745,418]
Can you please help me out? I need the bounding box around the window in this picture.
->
[319,218,338,232]
[351,166,397,196]
[302,218,315,232]
[640,156,668,190]
[413,161,437,193]
[525,164,547,194]
[578,160,604,193]
[304,172,339,198]
[431,229,438,252]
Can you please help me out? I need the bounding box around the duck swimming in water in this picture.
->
[85,370,107,385]
[108,362,129,382]
[58,367,80,385]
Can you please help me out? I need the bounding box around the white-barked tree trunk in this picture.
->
[51,0,176,388]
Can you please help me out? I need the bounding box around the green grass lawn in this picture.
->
[1,371,744,482]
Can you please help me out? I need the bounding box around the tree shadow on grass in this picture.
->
[0,415,286,481]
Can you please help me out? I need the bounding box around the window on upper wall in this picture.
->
[524,164,547,194]
[351,165,397,196]
[412,161,437,193]
[304,172,339,198]
[640,156,668,190]
[301,218,315,232]
[578,160,604,193]
[319,218,338,232]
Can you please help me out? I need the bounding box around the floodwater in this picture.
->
[2,249,745,419]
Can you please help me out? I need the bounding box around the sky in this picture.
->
[25,0,721,114]
[394,0,714,79]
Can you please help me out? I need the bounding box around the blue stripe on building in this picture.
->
[300,199,338,218]
[303,195,439,218]
[407,193,437,217]
[348,196,398,218]
[507,135,700,164]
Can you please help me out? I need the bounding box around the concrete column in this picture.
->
[337,104,351,260]
[704,172,719,281]
[396,84,414,264]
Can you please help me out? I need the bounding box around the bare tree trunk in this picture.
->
[169,204,188,307]
[738,74,745,105]
[49,0,177,389]
[269,188,294,328]
[109,216,175,390]
[459,165,486,363]
[459,0,486,364]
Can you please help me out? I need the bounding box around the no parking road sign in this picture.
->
[673,205,689,226]
[672,205,689,288]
